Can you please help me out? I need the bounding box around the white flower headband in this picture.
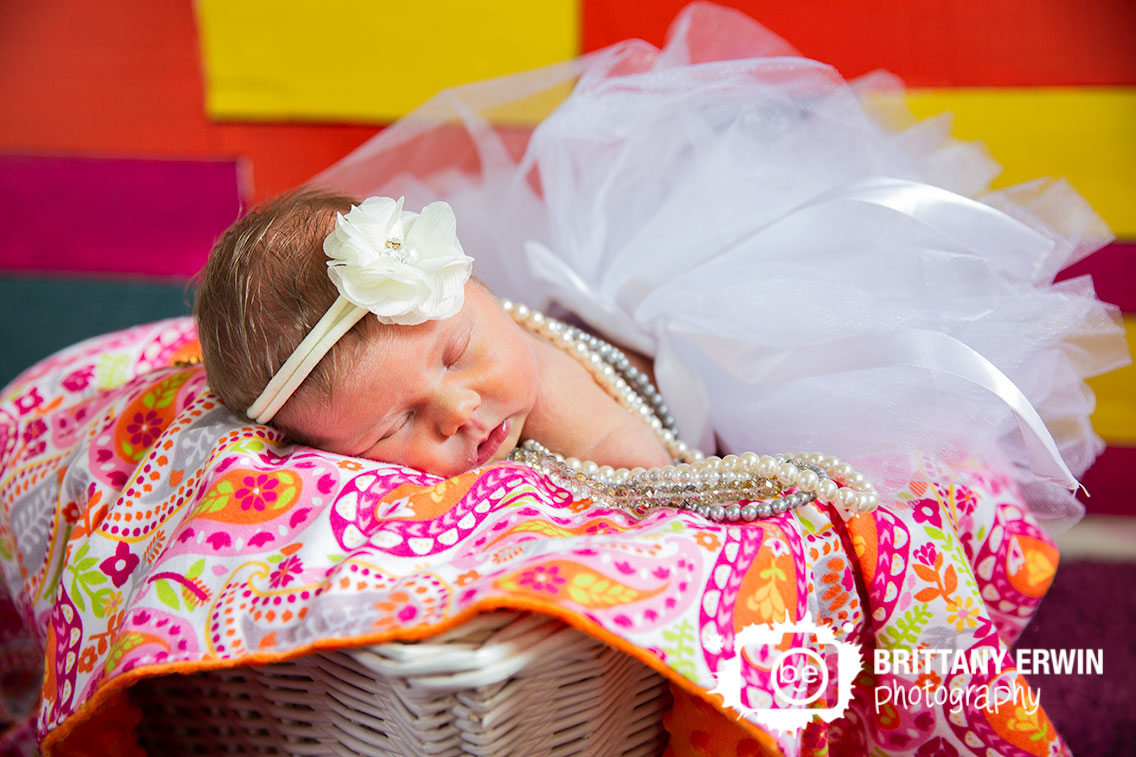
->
[245,196,474,424]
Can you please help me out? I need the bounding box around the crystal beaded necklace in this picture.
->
[502,301,880,522]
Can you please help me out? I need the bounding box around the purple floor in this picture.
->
[1013,560,1136,755]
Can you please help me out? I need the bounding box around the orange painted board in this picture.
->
[583,0,1136,86]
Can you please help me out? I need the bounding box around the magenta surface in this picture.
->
[1057,241,1136,313]
[0,153,243,278]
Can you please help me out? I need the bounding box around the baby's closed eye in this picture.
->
[380,412,413,441]
[445,329,472,369]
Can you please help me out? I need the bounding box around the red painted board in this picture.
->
[208,123,383,203]
[1058,243,1136,314]
[582,1,1136,86]
[0,154,243,278]
[0,0,210,156]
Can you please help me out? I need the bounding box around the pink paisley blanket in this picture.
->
[0,317,1067,755]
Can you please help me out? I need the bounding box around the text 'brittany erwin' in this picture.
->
[873,647,1104,677]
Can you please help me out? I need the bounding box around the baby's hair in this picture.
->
[194,187,384,437]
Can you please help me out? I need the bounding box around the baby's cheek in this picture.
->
[520,345,542,403]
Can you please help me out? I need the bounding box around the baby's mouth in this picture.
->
[474,419,509,467]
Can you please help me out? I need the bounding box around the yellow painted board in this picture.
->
[1088,314,1136,446]
[195,0,579,124]
[905,88,1136,239]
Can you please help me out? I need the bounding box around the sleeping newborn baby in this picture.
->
[194,190,672,478]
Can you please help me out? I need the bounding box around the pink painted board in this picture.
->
[0,153,244,278]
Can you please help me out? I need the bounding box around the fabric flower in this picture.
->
[14,388,42,415]
[517,565,567,593]
[63,501,82,523]
[269,555,303,588]
[62,366,94,392]
[22,418,47,444]
[694,531,721,551]
[235,473,279,511]
[913,543,938,567]
[946,596,979,631]
[100,540,140,588]
[102,590,124,617]
[456,570,480,586]
[955,486,979,517]
[910,498,943,529]
[324,196,473,325]
[77,645,99,674]
[126,410,163,447]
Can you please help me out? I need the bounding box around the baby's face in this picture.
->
[286,283,539,477]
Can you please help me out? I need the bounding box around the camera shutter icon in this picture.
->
[708,612,863,733]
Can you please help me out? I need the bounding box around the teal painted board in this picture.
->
[0,276,194,388]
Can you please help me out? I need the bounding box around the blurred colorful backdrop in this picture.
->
[1,0,1133,512]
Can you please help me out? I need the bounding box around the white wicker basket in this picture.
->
[131,611,672,755]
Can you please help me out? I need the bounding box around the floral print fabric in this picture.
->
[0,318,1066,755]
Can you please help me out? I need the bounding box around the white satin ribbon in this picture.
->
[696,177,1052,283]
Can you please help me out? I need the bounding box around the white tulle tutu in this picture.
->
[315,3,1127,530]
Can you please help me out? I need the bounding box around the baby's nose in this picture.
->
[437,387,479,437]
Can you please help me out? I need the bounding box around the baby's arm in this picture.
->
[522,333,672,469]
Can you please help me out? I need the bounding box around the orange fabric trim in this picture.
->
[43,594,782,756]
[665,683,783,757]
[52,690,145,757]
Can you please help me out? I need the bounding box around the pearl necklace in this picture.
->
[502,301,879,522]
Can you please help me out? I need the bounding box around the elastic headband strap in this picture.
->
[246,295,366,424]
